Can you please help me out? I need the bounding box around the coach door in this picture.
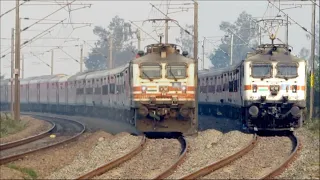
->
[56,82,59,104]
[36,83,40,103]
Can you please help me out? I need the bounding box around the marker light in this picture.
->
[292,85,297,93]
[141,86,147,93]
[181,85,187,93]
[252,84,257,93]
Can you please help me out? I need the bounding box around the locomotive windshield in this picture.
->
[251,64,272,78]
[166,65,187,79]
[276,63,298,78]
[140,65,161,80]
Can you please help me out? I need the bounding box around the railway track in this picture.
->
[0,114,85,165]
[179,133,300,180]
[0,120,55,150]
[76,135,188,179]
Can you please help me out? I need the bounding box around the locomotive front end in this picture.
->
[243,45,307,131]
[131,44,197,134]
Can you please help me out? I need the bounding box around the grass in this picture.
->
[305,118,320,137]
[6,164,38,180]
[0,112,26,138]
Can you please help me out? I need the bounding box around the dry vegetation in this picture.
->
[0,113,26,138]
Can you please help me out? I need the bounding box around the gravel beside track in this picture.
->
[95,138,181,179]
[0,166,25,179]
[0,115,51,144]
[167,130,252,179]
[278,129,320,179]
[0,131,112,179]
[202,136,292,179]
[46,132,141,179]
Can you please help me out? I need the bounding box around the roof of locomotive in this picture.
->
[132,43,194,64]
[246,44,304,63]
[199,44,305,78]
[132,53,194,64]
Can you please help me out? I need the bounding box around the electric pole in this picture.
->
[165,0,169,44]
[21,54,24,79]
[285,14,289,47]
[193,0,199,133]
[202,37,205,70]
[137,29,141,50]
[258,26,262,45]
[230,34,234,65]
[309,1,316,121]
[10,28,14,117]
[51,50,54,75]
[109,36,113,69]
[14,0,21,121]
[80,45,83,72]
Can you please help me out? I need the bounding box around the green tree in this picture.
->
[175,24,194,57]
[302,20,320,117]
[209,11,261,68]
[85,15,137,70]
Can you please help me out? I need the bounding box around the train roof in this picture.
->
[133,53,194,64]
[246,44,304,63]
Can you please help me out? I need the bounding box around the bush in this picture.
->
[0,113,26,138]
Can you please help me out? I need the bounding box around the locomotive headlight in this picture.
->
[292,85,297,93]
[141,86,147,92]
[181,85,187,93]
[252,84,257,93]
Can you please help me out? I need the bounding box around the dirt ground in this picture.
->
[0,115,52,144]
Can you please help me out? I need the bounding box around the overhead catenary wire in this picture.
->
[1,19,66,59]
[21,0,76,32]
[268,0,313,35]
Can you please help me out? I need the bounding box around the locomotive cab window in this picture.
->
[166,63,187,79]
[251,63,272,78]
[276,63,298,78]
[140,63,161,80]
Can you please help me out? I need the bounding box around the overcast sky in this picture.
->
[0,0,319,78]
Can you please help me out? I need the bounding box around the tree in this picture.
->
[84,15,137,70]
[176,24,194,57]
[209,11,261,69]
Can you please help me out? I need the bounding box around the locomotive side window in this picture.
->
[140,64,162,79]
[166,64,187,79]
[276,63,298,78]
[251,63,272,78]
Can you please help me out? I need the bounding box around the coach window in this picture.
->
[166,63,187,79]
[276,63,298,79]
[140,63,162,80]
[251,63,272,79]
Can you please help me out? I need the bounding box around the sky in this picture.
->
[0,0,319,79]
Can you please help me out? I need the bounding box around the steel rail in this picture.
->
[179,133,258,179]
[76,135,147,180]
[0,121,55,150]
[0,116,85,165]
[153,136,188,179]
[260,133,301,179]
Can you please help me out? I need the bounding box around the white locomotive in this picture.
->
[0,43,197,135]
[198,44,307,131]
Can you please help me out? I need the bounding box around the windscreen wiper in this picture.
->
[169,66,177,81]
[142,71,153,81]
